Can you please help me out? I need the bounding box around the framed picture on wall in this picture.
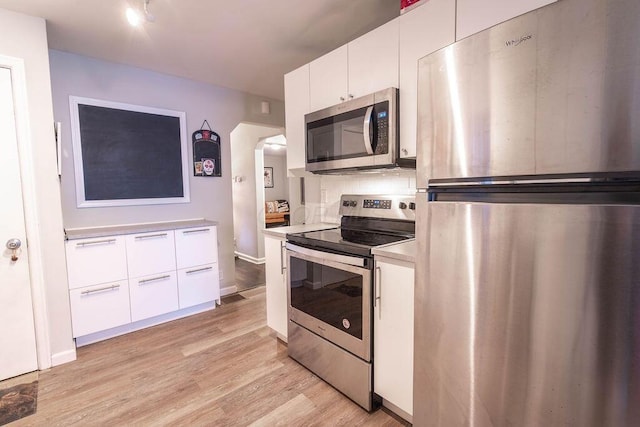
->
[264,167,274,188]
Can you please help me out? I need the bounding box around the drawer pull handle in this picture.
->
[135,233,168,240]
[77,239,116,247]
[186,266,213,275]
[183,229,209,235]
[81,284,120,295]
[375,266,382,320]
[280,241,286,275]
[138,274,171,285]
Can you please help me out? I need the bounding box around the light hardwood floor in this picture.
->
[15,287,407,426]
[234,258,266,292]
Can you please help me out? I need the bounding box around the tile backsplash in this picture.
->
[319,171,416,223]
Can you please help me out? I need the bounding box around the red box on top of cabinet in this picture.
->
[400,0,425,13]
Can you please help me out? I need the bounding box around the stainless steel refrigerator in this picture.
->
[414,0,640,425]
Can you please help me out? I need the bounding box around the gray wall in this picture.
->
[49,50,284,290]
[264,154,289,201]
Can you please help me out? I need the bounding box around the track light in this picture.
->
[126,0,155,27]
[126,7,142,26]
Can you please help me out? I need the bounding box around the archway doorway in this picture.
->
[229,123,286,292]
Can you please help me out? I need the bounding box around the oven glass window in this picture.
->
[289,256,363,339]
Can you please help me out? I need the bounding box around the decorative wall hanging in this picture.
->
[264,167,274,188]
[193,120,221,177]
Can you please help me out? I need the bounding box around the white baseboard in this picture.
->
[50,348,77,366]
[220,284,238,296]
[235,251,265,264]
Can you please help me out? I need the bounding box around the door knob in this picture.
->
[6,238,21,261]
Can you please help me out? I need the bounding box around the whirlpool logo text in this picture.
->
[505,34,533,47]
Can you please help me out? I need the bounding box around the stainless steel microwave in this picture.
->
[305,87,410,173]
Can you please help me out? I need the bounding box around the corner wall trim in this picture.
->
[50,349,77,367]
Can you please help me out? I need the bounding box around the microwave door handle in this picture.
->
[363,106,374,155]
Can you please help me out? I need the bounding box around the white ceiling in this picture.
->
[0,0,400,100]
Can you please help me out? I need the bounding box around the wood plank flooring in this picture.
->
[14,287,406,426]
[235,257,265,292]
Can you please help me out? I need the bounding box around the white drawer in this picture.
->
[126,230,176,278]
[175,226,218,269]
[177,263,220,309]
[65,236,127,289]
[129,271,179,322]
[69,280,131,337]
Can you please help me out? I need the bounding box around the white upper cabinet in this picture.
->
[309,45,348,112]
[399,0,456,159]
[309,18,400,112]
[284,64,310,172]
[456,0,557,40]
[348,18,399,100]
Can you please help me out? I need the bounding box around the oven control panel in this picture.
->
[339,194,416,221]
[363,199,392,209]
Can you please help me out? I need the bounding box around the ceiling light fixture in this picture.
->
[126,0,155,27]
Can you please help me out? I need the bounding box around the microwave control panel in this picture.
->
[374,102,389,154]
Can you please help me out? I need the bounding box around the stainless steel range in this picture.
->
[285,194,415,411]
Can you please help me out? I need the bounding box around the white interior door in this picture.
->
[0,66,38,380]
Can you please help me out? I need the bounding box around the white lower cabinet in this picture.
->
[177,263,219,309]
[175,226,218,269]
[264,234,287,340]
[66,222,219,341]
[126,231,176,279]
[129,271,179,322]
[374,257,415,418]
[69,280,131,337]
[65,235,127,289]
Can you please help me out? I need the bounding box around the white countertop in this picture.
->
[262,222,339,238]
[65,219,218,240]
[372,239,416,264]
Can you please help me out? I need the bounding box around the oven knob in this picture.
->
[349,201,357,207]
[409,202,416,210]
[342,200,350,207]
[399,202,407,209]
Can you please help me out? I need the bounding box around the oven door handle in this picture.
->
[285,242,366,268]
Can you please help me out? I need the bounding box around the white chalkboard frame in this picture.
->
[69,96,190,208]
